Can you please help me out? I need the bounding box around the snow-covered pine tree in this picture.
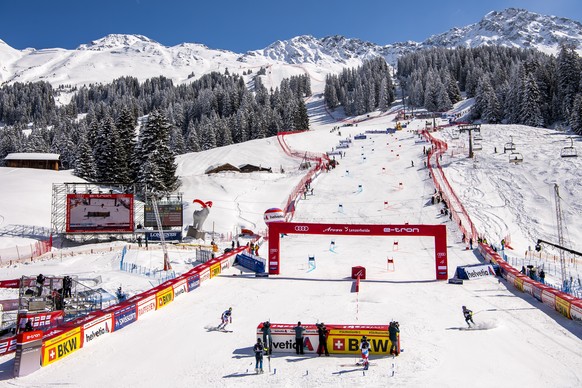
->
[569,94,582,135]
[136,110,178,194]
[116,107,137,181]
[293,98,309,130]
[519,72,544,127]
[74,131,96,181]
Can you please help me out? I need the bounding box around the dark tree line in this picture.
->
[324,57,395,116]
[397,45,582,134]
[0,70,311,192]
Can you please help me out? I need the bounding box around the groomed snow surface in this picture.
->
[0,100,581,387]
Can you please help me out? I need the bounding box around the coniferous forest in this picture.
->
[3,43,582,192]
[0,70,311,192]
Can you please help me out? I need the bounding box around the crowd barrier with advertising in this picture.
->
[255,323,396,355]
[479,244,582,321]
[5,246,245,371]
[235,252,266,273]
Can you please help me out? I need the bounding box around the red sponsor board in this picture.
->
[18,311,64,332]
[0,279,21,288]
[571,301,582,322]
[66,193,134,233]
[541,288,557,309]
[0,336,17,355]
[137,294,157,318]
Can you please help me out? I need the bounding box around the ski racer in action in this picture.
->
[218,307,232,330]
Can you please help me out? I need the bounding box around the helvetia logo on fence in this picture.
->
[272,338,314,351]
[466,267,492,278]
[85,327,106,344]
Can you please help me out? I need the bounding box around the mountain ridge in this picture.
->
[0,8,580,88]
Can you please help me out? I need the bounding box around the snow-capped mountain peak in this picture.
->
[78,34,160,51]
[423,8,582,53]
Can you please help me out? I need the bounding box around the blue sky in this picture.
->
[1,0,581,52]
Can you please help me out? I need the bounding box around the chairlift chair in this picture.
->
[503,142,515,152]
[560,137,577,158]
[451,129,460,139]
[509,151,523,163]
[473,141,483,151]
[503,135,516,153]
[473,133,482,141]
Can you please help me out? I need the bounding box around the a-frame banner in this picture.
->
[267,222,448,280]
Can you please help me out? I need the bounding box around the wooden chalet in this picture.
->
[4,153,61,171]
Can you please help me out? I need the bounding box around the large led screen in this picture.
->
[66,194,134,233]
[143,203,183,227]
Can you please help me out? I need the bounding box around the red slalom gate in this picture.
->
[268,222,448,280]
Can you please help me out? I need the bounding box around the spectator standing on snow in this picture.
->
[36,274,45,297]
[261,321,273,355]
[316,322,329,356]
[294,321,305,355]
[253,338,265,374]
[389,321,400,356]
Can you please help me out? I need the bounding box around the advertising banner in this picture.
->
[0,336,17,356]
[145,230,182,242]
[137,294,157,319]
[555,295,572,319]
[199,267,211,283]
[18,311,65,332]
[455,264,495,280]
[514,275,524,292]
[172,279,188,299]
[571,301,582,322]
[156,286,174,309]
[113,303,137,331]
[66,193,134,233]
[541,289,557,309]
[82,313,112,347]
[41,327,82,366]
[187,273,200,292]
[144,203,183,227]
[255,323,392,355]
[210,263,221,278]
[532,284,544,302]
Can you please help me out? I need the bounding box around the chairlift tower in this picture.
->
[554,184,566,287]
[458,124,481,158]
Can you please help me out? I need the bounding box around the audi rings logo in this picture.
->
[294,226,309,232]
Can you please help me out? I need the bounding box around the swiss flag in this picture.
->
[332,338,345,351]
[48,347,57,361]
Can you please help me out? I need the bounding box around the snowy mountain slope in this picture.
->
[1,96,581,388]
[1,9,581,89]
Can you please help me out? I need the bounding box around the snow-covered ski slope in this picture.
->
[2,98,581,387]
